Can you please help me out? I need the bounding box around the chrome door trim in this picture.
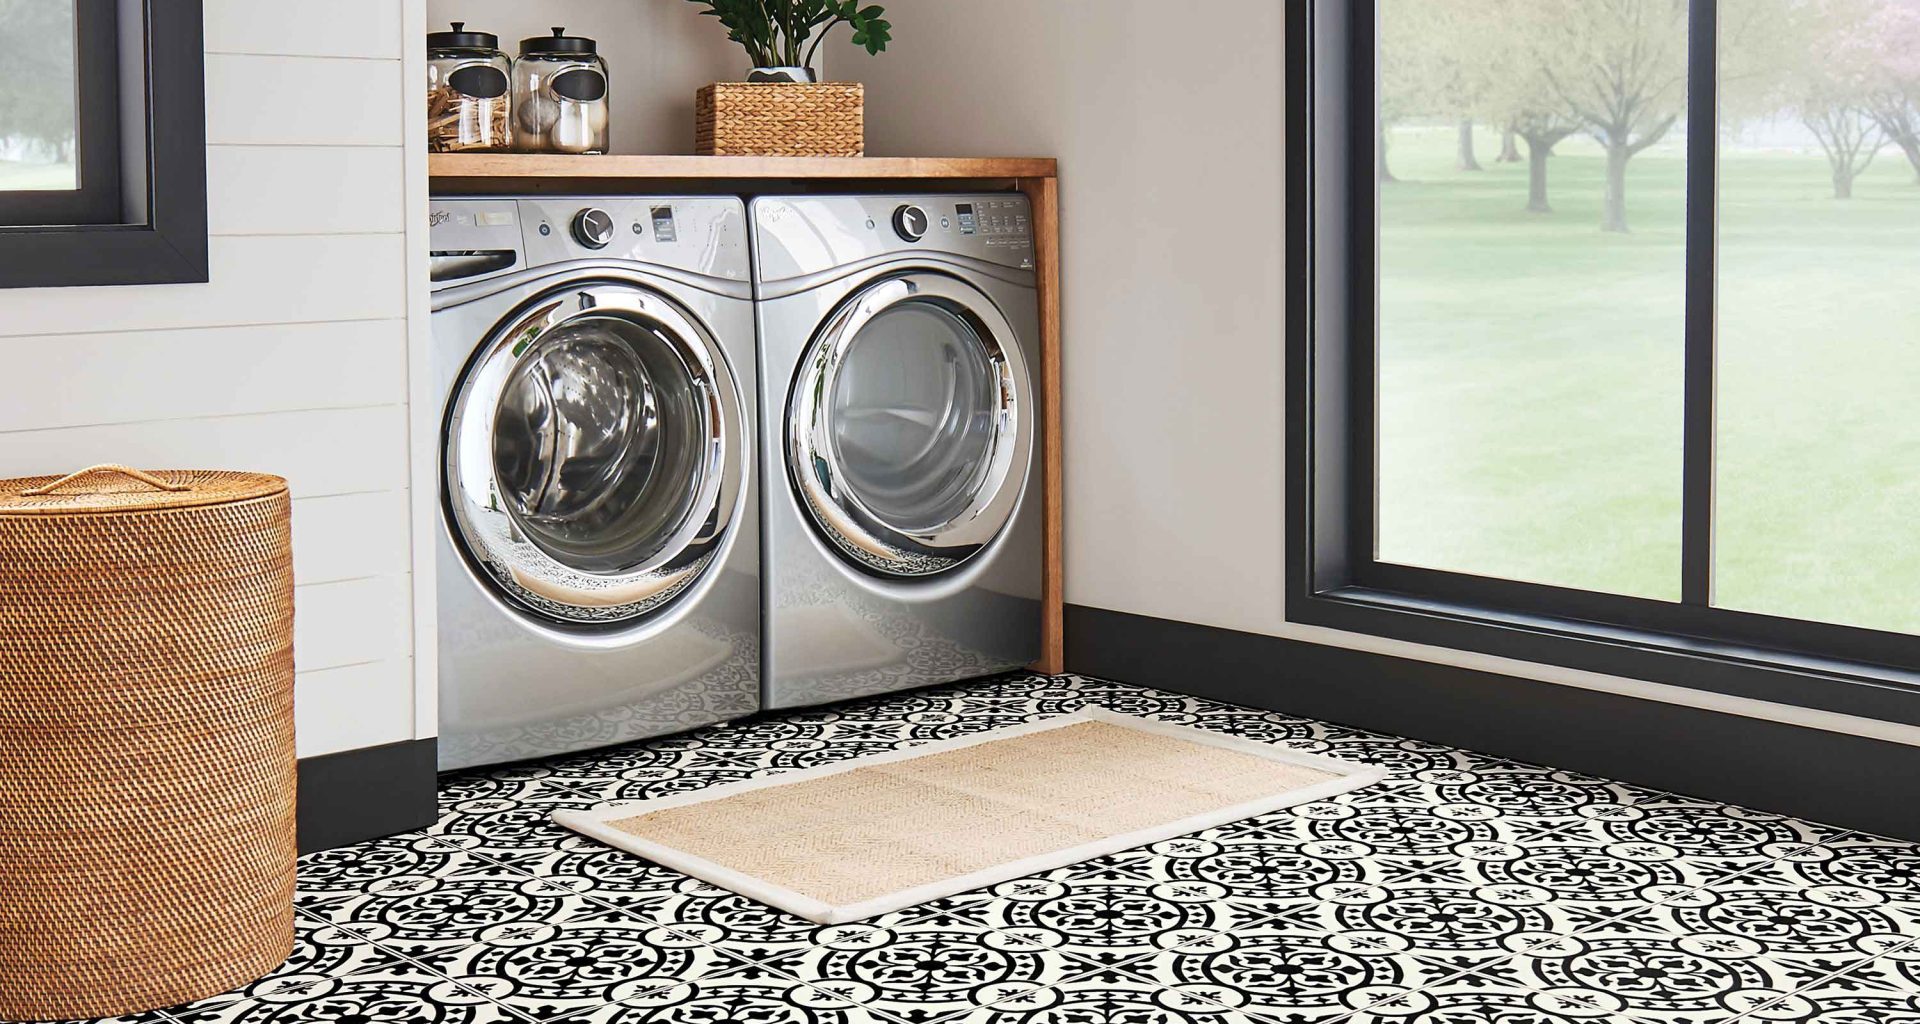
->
[788,270,1033,578]
[445,280,746,624]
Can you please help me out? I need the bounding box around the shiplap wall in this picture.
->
[0,0,427,759]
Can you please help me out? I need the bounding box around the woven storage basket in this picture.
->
[0,465,296,1020]
[696,81,864,156]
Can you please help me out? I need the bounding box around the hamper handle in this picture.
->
[23,464,190,495]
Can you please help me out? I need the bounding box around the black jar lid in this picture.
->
[520,26,597,56]
[427,22,499,51]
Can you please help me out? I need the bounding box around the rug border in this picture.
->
[551,707,1390,924]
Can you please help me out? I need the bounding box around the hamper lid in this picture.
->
[0,465,287,515]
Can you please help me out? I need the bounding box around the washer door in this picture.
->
[789,271,1033,577]
[446,281,744,625]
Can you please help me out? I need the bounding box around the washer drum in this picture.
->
[0,465,295,1020]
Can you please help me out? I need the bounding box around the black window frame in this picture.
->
[0,0,120,227]
[0,0,206,288]
[1286,0,1920,726]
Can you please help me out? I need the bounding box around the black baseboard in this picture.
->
[1066,604,1920,841]
[297,739,438,854]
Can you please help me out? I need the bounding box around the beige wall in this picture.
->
[828,0,1920,747]
[832,0,1291,635]
[423,0,744,154]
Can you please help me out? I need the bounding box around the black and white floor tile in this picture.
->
[23,673,1920,1024]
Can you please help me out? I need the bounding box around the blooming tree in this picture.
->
[1856,0,1920,182]
[1379,0,1506,179]
[1379,0,1919,214]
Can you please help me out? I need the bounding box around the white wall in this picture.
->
[423,0,743,154]
[830,0,1920,748]
[0,0,427,759]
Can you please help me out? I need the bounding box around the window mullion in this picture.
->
[1352,0,1379,577]
[1681,0,1720,607]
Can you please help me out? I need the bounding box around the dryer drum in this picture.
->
[788,272,1033,578]
[446,283,745,625]
[491,318,699,574]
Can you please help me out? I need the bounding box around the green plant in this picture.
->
[685,0,892,71]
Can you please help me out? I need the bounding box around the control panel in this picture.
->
[428,197,749,287]
[954,198,1031,251]
[752,194,1036,282]
[428,200,523,283]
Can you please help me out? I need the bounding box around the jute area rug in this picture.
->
[554,708,1387,923]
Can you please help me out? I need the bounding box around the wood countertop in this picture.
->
[429,154,1057,192]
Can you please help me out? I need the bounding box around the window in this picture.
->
[1289,0,1920,724]
[1713,0,1920,636]
[0,1,206,288]
[0,0,118,225]
[1376,0,1689,601]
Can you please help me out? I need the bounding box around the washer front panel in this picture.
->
[446,280,745,624]
[788,271,1033,578]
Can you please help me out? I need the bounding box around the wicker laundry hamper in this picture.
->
[0,465,296,1020]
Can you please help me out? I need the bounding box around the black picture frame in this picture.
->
[1286,0,1920,726]
[0,1,207,289]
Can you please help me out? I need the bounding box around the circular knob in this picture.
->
[572,207,614,249]
[892,204,929,242]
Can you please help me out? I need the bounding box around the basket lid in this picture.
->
[0,465,287,515]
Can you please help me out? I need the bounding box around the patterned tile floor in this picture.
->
[39,673,1920,1024]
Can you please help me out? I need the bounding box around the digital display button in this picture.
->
[956,202,977,235]
[650,206,677,243]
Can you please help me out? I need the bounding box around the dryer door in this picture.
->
[789,270,1034,578]
[446,281,745,625]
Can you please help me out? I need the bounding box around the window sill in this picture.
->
[1291,585,1920,727]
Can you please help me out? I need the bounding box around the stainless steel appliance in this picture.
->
[752,194,1042,709]
[430,196,758,770]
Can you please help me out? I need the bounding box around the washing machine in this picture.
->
[430,196,759,770]
[752,193,1042,709]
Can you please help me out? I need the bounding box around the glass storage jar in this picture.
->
[513,27,610,155]
[427,22,512,152]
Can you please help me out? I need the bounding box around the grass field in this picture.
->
[0,158,75,191]
[1377,125,1920,635]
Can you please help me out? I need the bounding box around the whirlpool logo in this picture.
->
[429,209,453,227]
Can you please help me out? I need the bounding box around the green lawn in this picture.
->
[1377,125,1920,635]
[0,158,75,191]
